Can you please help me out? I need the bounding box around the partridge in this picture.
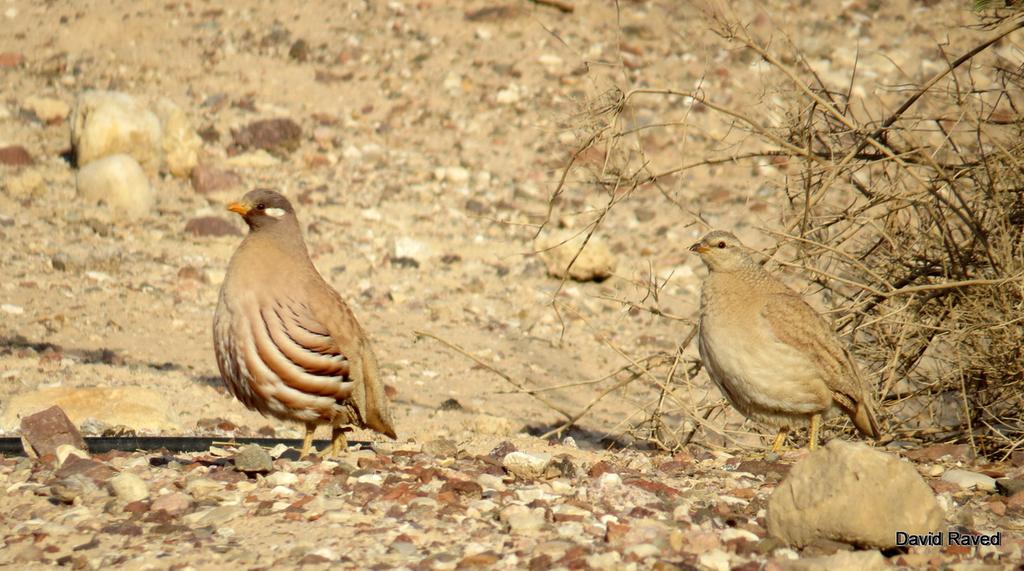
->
[213,189,396,457]
[689,230,881,451]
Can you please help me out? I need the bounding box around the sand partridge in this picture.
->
[213,189,396,457]
[690,230,880,451]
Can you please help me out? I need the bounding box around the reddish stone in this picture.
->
[658,460,691,474]
[1010,451,1024,467]
[929,480,962,494]
[123,501,150,514]
[1006,491,1024,510]
[988,500,1007,516]
[903,443,973,462]
[55,456,116,482]
[190,163,242,194]
[943,544,972,556]
[231,118,303,157]
[416,467,440,484]
[380,482,416,502]
[440,479,483,499]
[0,52,23,68]
[435,491,459,506]
[0,145,33,166]
[19,405,87,460]
[458,552,500,567]
[627,478,680,498]
[588,461,614,478]
[605,521,630,544]
[185,216,241,237]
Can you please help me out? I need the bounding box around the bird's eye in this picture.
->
[255,202,266,210]
[717,241,727,249]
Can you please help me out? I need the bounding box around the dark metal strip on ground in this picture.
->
[0,437,370,456]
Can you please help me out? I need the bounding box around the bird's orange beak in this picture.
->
[227,201,251,216]
[689,242,708,254]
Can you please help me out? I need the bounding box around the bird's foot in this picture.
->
[318,426,351,458]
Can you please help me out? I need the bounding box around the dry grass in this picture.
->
[531,5,1024,457]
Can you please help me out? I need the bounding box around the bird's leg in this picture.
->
[809,414,821,451]
[770,428,789,453]
[319,426,349,458]
[299,421,318,457]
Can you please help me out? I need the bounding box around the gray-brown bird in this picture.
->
[213,189,396,457]
[689,230,880,451]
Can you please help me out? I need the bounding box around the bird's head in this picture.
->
[689,230,755,272]
[227,189,296,231]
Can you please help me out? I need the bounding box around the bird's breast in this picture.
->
[698,293,831,416]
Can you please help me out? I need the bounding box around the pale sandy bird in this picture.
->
[213,189,396,457]
[690,230,880,451]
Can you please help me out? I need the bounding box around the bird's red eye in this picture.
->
[717,241,726,248]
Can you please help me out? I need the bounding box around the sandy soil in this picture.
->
[2,0,1023,568]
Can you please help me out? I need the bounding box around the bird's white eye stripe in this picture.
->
[265,207,286,218]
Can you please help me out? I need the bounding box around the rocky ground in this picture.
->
[2,0,1024,568]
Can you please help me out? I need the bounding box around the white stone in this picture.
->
[0,304,24,315]
[941,469,997,491]
[502,451,551,479]
[787,550,887,571]
[721,527,759,542]
[54,445,89,466]
[184,478,223,499]
[597,472,622,490]
[76,154,154,219]
[496,84,522,104]
[71,91,162,175]
[109,472,149,503]
[444,166,470,184]
[548,478,573,495]
[585,551,621,571]
[539,54,564,73]
[699,549,732,571]
[226,150,280,167]
[476,473,506,492]
[502,505,546,533]
[443,71,462,94]
[468,499,497,514]
[155,98,201,178]
[264,471,299,487]
[624,543,660,559]
[535,230,618,282]
[393,236,432,262]
[24,95,70,123]
[355,473,384,485]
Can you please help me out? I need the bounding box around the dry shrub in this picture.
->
[546,7,1024,457]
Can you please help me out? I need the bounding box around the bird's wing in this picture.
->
[309,282,397,439]
[760,292,869,412]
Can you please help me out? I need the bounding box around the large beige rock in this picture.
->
[779,550,887,571]
[155,98,201,178]
[70,91,162,175]
[535,230,618,282]
[76,154,154,219]
[1,387,180,433]
[767,440,944,549]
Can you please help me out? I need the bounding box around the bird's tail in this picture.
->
[355,340,397,440]
[853,401,881,440]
